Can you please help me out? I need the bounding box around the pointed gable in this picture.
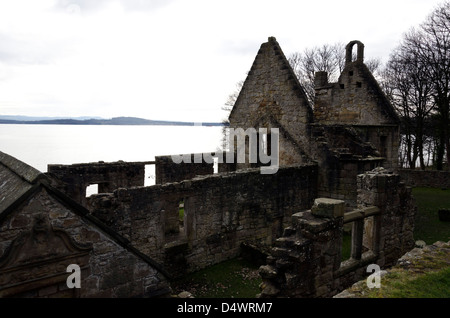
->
[229,37,312,128]
[228,37,313,165]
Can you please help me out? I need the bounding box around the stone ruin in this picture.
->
[227,38,400,205]
[0,37,416,298]
[259,169,415,297]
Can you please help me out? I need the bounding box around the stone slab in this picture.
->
[311,198,345,218]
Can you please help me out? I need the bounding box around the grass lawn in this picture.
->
[381,266,450,298]
[348,259,450,298]
[342,231,352,261]
[412,187,450,244]
[170,258,262,298]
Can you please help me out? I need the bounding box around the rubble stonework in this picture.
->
[0,37,419,298]
[258,168,416,298]
[0,152,171,298]
[155,154,214,185]
[226,37,400,206]
[87,164,318,276]
[228,37,313,168]
[47,161,149,207]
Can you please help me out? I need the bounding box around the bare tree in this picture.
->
[384,41,435,169]
[220,79,244,150]
[222,80,244,113]
[381,1,450,170]
[288,43,344,105]
[288,42,381,105]
[365,57,382,79]
[426,1,450,169]
[403,1,450,169]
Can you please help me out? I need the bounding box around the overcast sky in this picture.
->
[0,0,445,122]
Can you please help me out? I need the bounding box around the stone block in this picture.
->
[311,198,345,218]
[259,265,278,279]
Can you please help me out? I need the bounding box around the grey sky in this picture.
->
[0,0,445,122]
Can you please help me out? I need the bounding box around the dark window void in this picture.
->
[349,71,354,76]
[340,84,345,89]
[356,82,362,88]
[380,136,387,157]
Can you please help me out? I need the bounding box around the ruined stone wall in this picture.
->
[313,43,397,127]
[356,169,416,267]
[155,154,214,185]
[353,126,400,171]
[318,157,383,206]
[259,168,415,298]
[308,125,384,206]
[312,42,400,172]
[87,164,318,277]
[309,125,398,206]
[314,74,392,125]
[47,161,148,207]
[0,187,170,298]
[313,86,399,173]
[228,37,313,168]
[399,169,450,188]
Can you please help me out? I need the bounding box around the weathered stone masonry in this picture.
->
[47,161,150,207]
[228,36,313,169]
[227,38,400,208]
[1,37,417,298]
[87,164,318,277]
[0,152,170,298]
[259,168,415,298]
[154,154,214,185]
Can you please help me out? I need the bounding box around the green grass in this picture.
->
[389,267,450,297]
[347,187,450,298]
[342,231,352,261]
[171,258,262,298]
[412,187,450,244]
[362,265,450,298]
[179,206,184,221]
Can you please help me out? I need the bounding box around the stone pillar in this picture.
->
[308,198,345,297]
[357,168,416,267]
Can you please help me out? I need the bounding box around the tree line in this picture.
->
[382,1,450,170]
[223,1,449,170]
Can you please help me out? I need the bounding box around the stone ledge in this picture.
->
[311,198,345,218]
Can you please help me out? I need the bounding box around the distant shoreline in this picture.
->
[0,116,225,127]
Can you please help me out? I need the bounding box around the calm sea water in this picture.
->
[0,124,223,186]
